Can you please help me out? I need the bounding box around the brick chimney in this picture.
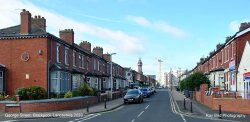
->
[93,46,103,57]
[239,22,250,31]
[59,29,74,45]
[216,43,222,50]
[80,41,91,52]
[103,53,111,62]
[20,9,31,34]
[32,15,46,31]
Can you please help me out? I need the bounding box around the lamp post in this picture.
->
[110,53,116,100]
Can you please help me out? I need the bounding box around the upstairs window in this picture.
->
[79,54,82,68]
[56,43,60,63]
[73,51,76,66]
[65,47,69,65]
[82,55,85,69]
[0,71,3,92]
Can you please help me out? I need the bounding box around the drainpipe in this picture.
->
[235,39,238,92]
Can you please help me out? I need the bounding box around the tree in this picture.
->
[180,72,210,91]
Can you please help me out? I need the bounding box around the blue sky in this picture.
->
[0,0,250,84]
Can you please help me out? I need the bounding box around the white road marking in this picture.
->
[137,111,144,118]
[131,119,135,122]
[2,120,18,122]
[145,105,150,110]
[69,113,101,122]
[180,114,187,122]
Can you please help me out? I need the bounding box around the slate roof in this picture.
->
[0,25,47,38]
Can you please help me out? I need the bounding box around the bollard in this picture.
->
[184,98,186,110]
[86,101,89,113]
[190,101,193,113]
[104,99,107,109]
[219,105,222,119]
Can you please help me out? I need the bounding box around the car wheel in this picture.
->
[142,99,144,103]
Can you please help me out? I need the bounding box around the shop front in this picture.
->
[243,72,250,99]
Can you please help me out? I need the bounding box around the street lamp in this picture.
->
[110,53,116,100]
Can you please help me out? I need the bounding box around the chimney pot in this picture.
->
[59,29,74,45]
[20,9,31,34]
[80,41,91,52]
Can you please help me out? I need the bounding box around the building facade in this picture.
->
[0,9,157,96]
[191,22,250,97]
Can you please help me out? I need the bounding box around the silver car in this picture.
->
[124,89,144,104]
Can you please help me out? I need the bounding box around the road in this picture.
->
[1,89,230,122]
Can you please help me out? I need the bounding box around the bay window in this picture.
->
[50,71,71,93]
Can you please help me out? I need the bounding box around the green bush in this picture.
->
[72,90,79,97]
[15,86,47,100]
[78,83,98,96]
[180,72,210,91]
[64,91,73,98]
[92,88,98,96]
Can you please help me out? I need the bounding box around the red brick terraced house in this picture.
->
[193,22,250,96]
[0,9,156,96]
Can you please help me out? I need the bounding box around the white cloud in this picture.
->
[0,0,144,54]
[229,20,250,32]
[126,15,189,39]
[126,15,151,27]
[229,21,240,32]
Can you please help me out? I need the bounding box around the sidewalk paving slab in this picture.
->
[170,89,250,122]
[0,98,124,119]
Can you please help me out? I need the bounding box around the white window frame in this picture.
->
[50,71,71,93]
[94,59,96,70]
[50,71,60,93]
[221,49,223,65]
[79,54,82,68]
[73,51,76,67]
[97,61,100,71]
[227,46,230,62]
[65,47,69,65]
[216,54,218,67]
[231,42,234,60]
[56,43,61,63]
[82,55,84,69]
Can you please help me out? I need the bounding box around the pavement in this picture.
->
[0,97,124,120]
[170,88,250,122]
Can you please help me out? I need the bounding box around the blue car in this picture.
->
[139,88,151,98]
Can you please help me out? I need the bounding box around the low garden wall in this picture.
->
[0,96,97,113]
[195,84,250,114]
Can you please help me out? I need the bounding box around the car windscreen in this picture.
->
[127,90,139,94]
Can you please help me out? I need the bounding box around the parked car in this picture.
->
[139,88,151,98]
[124,89,144,104]
[151,86,156,93]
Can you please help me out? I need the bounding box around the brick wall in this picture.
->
[0,38,48,95]
[195,84,250,114]
[212,98,250,114]
[1,96,97,113]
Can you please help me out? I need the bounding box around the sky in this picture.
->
[0,0,250,84]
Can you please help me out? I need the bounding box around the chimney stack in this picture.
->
[239,22,250,31]
[93,46,103,57]
[32,15,46,31]
[80,41,91,52]
[216,43,222,50]
[20,9,31,34]
[59,29,74,45]
[103,53,111,62]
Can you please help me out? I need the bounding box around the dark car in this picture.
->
[139,88,151,98]
[124,89,144,104]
